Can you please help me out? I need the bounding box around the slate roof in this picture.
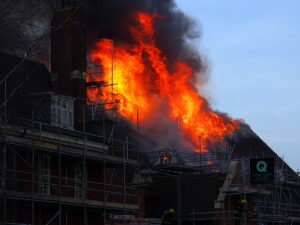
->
[229,126,298,180]
[0,52,52,121]
[0,52,51,95]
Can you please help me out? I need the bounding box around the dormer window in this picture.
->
[51,95,74,129]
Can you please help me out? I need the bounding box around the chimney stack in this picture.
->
[51,5,87,129]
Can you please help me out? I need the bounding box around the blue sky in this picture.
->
[175,0,300,170]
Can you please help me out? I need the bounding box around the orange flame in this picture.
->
[88,12,239,152]
[207,161,214,165]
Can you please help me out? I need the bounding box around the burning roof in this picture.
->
[87,11,240,154]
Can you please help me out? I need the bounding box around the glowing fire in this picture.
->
[207,161,214,165]
[88,12,239,152]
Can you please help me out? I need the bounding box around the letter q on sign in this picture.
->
[256,160,267,172]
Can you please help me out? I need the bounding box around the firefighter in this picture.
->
[235,199,248,225]
[161,208,175,225]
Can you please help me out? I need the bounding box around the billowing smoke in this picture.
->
[0,0,52,60]
[86,0,205,74]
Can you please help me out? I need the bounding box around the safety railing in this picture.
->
[1,116,139,161]
[4,167,138,206]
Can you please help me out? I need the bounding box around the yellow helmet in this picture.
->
[169,208,175,214]
[241,199,247,204]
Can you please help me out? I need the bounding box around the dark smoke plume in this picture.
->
[0,0,52,60]
[85,0,205,74]
[0,0,205,75]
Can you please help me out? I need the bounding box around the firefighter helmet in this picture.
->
[168,208,175,214]
[241,199,247,204]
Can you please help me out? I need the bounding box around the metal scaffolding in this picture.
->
[0,56,141,225]
[188,157,300,225]
[0,115,140,224]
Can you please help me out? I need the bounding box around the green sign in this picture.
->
[250,158,274,184]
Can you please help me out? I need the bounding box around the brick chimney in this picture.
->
[51,6,87,130]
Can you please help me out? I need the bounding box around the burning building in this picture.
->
[0,2,140,225]
[1,0,300,225]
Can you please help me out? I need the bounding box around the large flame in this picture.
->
[88,12,239,152]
